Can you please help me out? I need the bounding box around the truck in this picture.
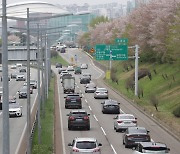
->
[62,76,75,93]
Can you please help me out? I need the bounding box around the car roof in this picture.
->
[96,87,107,90]
[128,127,148,134]
[75,137,97,142]
[138,142,168,148]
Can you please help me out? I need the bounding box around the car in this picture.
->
[101,99,120,114]
[85,82,96,93]
[67,110,90,130]
[23,85,33,94]
[81,63,88,69]
[133,142,170,153]
[60,71,69,79]
[10,64,17,69]
[11,73,17,79]
[18,87,28,98]
[16,63,23,67]
[9,103,22,117]
[80,76,90,84]
[19,67,26,73]
[94,88,108,99]
[58,68,67,74]
[82,73,91,80]
[74,67,82,74]
[68,137,102,154]
[64,94,82,109]
[60,47,66,53]
[0,96,16,110]
[16,73,26,81]
[123,127,151,148]
[67,65,74,71]
[55,63,62,68]
[114,114,137,132]
[23,80,37,89]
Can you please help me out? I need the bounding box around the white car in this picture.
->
[133,142,170,153]
[94,88,108,99]
[9,103,22,117]
[114,114,137,132]
[16,74,26,81]
[67,66,74,71]
[60,71,69,79]
[10,64,17,69]
[81,63,88,69]
[68,137,102,154]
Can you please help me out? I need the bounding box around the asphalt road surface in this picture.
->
[53,48,180,154]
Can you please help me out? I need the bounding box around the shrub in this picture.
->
[51,50,58,58]
[149,94,159,111]
[173,105,180,117]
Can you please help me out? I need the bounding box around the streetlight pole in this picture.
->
[135,45,139,96]
[26,8,31,154]
[2,0,10,153]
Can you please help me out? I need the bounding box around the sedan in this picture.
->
[80,77,90,84]
[55,63,62,68]
[101,99,120,114]
[85,82,96,93]
[94,88,108,99]
[81,63,88,69]
[16,73,26,81]
[123,127,151,148]
[9,103,22,117]
[114,114,137,132]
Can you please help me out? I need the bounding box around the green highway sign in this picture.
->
[95,44,128,60]
[115,38,128,45]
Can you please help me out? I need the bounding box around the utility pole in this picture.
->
[2,0,10,153]
[26,8,31,154]
[135,45,139,96]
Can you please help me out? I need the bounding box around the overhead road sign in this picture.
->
[95,44,128,60]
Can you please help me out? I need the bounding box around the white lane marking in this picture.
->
[0,112,2,115]
[82,94,84,97]
[93,115,98,121]
[57,78,66,154]
[120,109,125,114]
[110,144,117,154]
[77,85,79,88]
[79,90,82,93]
[101,127,106,136]
[85,99,87,103]
[15,88,39,154]
[88,106,92,111]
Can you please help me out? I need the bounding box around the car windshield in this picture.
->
[76,141,96,149]
[9,104,20,108]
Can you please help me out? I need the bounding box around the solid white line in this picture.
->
[120,109,125,114]
[88,106,92,111]
[15,89,39,154]
[57,78,66,154]
[101,127,106,136]
[93,115,98,121]
[110,144,117,154]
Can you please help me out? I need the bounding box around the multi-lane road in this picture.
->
[53,48,180,154]
[0,67,38,154]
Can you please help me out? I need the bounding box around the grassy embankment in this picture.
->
[104,60,180,136]
[32,54,68,153]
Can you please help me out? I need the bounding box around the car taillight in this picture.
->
[72,148,79,152]
[117,120,122,123]
[69,116,75,120]
[127,135,134,139]
[84,116,89,120]
[93,147,100,152]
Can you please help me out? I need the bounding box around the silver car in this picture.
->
[68,137,102,154]
[94,88,108,99]
[114,114,137,132]
[9,103,22,117]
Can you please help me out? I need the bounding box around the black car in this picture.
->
[64,94,82,109]
[74,67,82,74]
[80,77,90,84]
[123,127,151,148]
[58,68,66,74]
[56,63,62,68]
[60,47,66,53]
[101,99,120,114]
[67,110,90,130]
[19,67,26,73]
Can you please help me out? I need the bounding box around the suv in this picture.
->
[74,67,82,74]
[123,127,151,148]
[133,142,170,153]
[68,137,102,154]
[64,94,82,109]
[67,110,90,130]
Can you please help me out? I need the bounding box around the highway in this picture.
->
[53,48,180,154]
[0,66,38,154]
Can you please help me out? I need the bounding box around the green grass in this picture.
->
[105,62,180,133]
[32,77,55,154]
[51,54,69,66]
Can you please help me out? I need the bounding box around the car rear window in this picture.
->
[76,141,96,149]
[143,147,168,151]
[129,128,147,134]
[120,115,134,119]
[67,95,80,98]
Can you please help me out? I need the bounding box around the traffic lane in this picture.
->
[0,68,38,154]
[59,49,104,80]
[55,68,113,154]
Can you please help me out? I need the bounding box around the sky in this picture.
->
[2,0,129,6]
